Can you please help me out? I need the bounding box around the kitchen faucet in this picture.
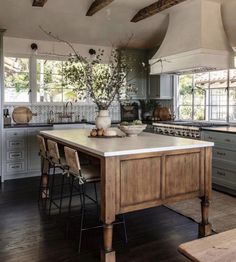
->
[65,101,73,117]
[56,101,74,122]
[47,110,54,123]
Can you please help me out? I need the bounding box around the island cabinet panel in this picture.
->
[120,157,161,209]
[114,149,206,214]
[165,151,201,198]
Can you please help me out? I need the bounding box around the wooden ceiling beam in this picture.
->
[86,0,114,16]
[131,0,187,23]
[32,0,47,7]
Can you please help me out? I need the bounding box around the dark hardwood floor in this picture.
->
[0,177,198,262]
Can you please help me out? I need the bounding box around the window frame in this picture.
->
[4,53,31,105]
[3,54,91,106]
[176,69,236,124]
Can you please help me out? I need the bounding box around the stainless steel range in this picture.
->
[152,121,229,140]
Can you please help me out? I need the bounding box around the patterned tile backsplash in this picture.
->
[4,102,121,124]
[4,100,173,124]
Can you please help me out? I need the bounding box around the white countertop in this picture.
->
[202,126,236,134]
[40,129,214,157]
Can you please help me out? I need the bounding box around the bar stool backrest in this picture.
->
[37,135,47,159]
[47,139,61,164]
[64,146,81,176]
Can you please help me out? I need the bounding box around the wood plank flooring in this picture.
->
[0,177,199,262]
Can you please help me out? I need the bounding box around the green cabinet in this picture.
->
[120,49,148,100]
[201,130,236,195]
[148,74,173,99]
[27,129,42,172]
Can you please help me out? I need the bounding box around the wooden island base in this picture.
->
[99,149,212,262]
[40,130,213,262]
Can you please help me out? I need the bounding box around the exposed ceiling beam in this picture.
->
[131,0,187,23]
[32,0,47,7]
[86,0,114,16]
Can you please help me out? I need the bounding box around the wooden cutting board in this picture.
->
[153,107,172,121]
[12,107,37,124]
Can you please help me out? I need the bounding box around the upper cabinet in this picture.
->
[120,49,148,100]
[148,74,173,100]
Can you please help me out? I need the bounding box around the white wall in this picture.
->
[4,36,113,61]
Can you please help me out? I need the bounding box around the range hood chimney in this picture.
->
[150,0,234,75]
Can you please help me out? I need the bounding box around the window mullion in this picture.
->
[207,72,210,121]
[192,74,195,120]
[226,69,230,123]
[30,55,37,104]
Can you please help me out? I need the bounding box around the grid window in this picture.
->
[177,69,236,122]
[4,57,30,102]
[36,59,83,103]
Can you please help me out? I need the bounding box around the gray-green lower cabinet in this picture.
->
[27,129,42,172]
[201,130,236,195]
[2,127,52,181]
[2,124,96,182]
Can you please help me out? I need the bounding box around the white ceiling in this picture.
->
[0,0,235,49]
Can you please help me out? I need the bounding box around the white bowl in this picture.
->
[118,124,147,137]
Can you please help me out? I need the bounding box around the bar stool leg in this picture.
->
[78,184,86,253]
[122,214,128,243]
[38,157,45,203]
[38,172,43,203]
[59,174,65,214]
[78,180,83,207]
[94,182,100,219]
[68,176,75,213]
[48,165,56,215]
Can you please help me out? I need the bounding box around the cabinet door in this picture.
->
[27,129,41,172]
[27,127,52,172]
[160,75,173,99]
[148,75,173,99]
[149,75,160,99]
[121,49,147,100]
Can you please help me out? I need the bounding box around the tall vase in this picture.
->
[95,110,111,129]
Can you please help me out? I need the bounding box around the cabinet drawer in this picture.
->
[212,166,236,190]
[6,130,25,139]
[201,131,218,142]
[7,151,25,161]
[213,147,236,163]
[7,162,25,173]
[7,139,25,149]
[202,131,236,147]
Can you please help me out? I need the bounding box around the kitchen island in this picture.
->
[40,129,214,262]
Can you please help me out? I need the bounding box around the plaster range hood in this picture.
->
[150,0,234,75]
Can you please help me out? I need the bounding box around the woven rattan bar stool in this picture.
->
[64,146,128,253]
[47,139,69,215]
[37,135,51,204]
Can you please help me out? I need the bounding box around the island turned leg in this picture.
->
[101,224,115,262]
[100,157,117,262]
[199,196,212,237]
[199,147,212,237]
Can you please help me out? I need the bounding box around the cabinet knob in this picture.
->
[216,152,226,156]
[217,171,226,176]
